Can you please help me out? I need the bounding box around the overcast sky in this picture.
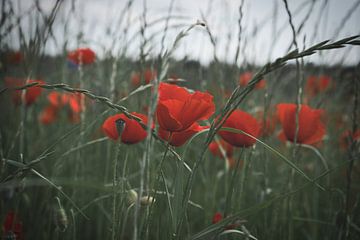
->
[6,0,360,66]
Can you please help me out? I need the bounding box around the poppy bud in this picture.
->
[127,189,138,205]
[140,196,155,206]
[102,113,150,144]
[54,197,68,232]
[115,119,126,136]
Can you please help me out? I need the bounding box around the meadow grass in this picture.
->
[1,0,360,239]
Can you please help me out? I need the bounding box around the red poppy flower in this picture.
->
[6,51,23,64]
[39,105,58,125]
[48,91,83,113]
[39,91,84,125]
[277,104,325,145]
[211,212,240,229]
[209,139,234,158]
[305,75,331,98]
[68,93,83,113]
[2,211,23,240]
[218,110,261,148]
[67,48,95,65]
[131,69,157,87]
[156,83,215,132]
[239,72,266,89]
[158,123,207,147]
[47,91,62,107]
[339,130,360,150]
[212,212,223,224]
[102,112,149,144]
[5,78,45,106]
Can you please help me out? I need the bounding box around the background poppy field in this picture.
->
[0,0,360,239]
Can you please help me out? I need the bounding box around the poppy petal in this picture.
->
[218,110,260,148]
[102,115,121,140]
[156,100,183,132]
[276,103,325,145]
[158,83,191,101]
[102,113,149,144]
[158,123,207,147]
[180,92,215,130]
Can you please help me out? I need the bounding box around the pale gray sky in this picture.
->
[5,0,360,65]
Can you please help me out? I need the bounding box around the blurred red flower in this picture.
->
[255,109,277,137]
[39,105,58,125]
[39,91,84,124]
[277,103,326,145]
[156,83,215,132]
[67,48,95,65]
[218,110,261,148]
[131,69,157,87]
[209,139,234,158]
[339,130,360,150]
[5,77,44,106]
[211,212,241,229]
[2,211,23,240]
[212,212,223,224]
[305,75,331,98]
[209,139,241,169]
[239,71,266,89]
[158,123,208,147]
[102,112,149,144]
[6,51,23,64]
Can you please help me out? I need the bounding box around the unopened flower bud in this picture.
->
[140,196,155,206]
[127,189,138,205]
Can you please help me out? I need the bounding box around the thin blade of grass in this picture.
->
[161,170,175,232]
[220,127,325,190]
[4,159,88,219]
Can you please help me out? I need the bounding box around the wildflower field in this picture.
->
[0,0,360,239]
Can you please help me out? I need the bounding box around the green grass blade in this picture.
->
[220,127,325,190]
